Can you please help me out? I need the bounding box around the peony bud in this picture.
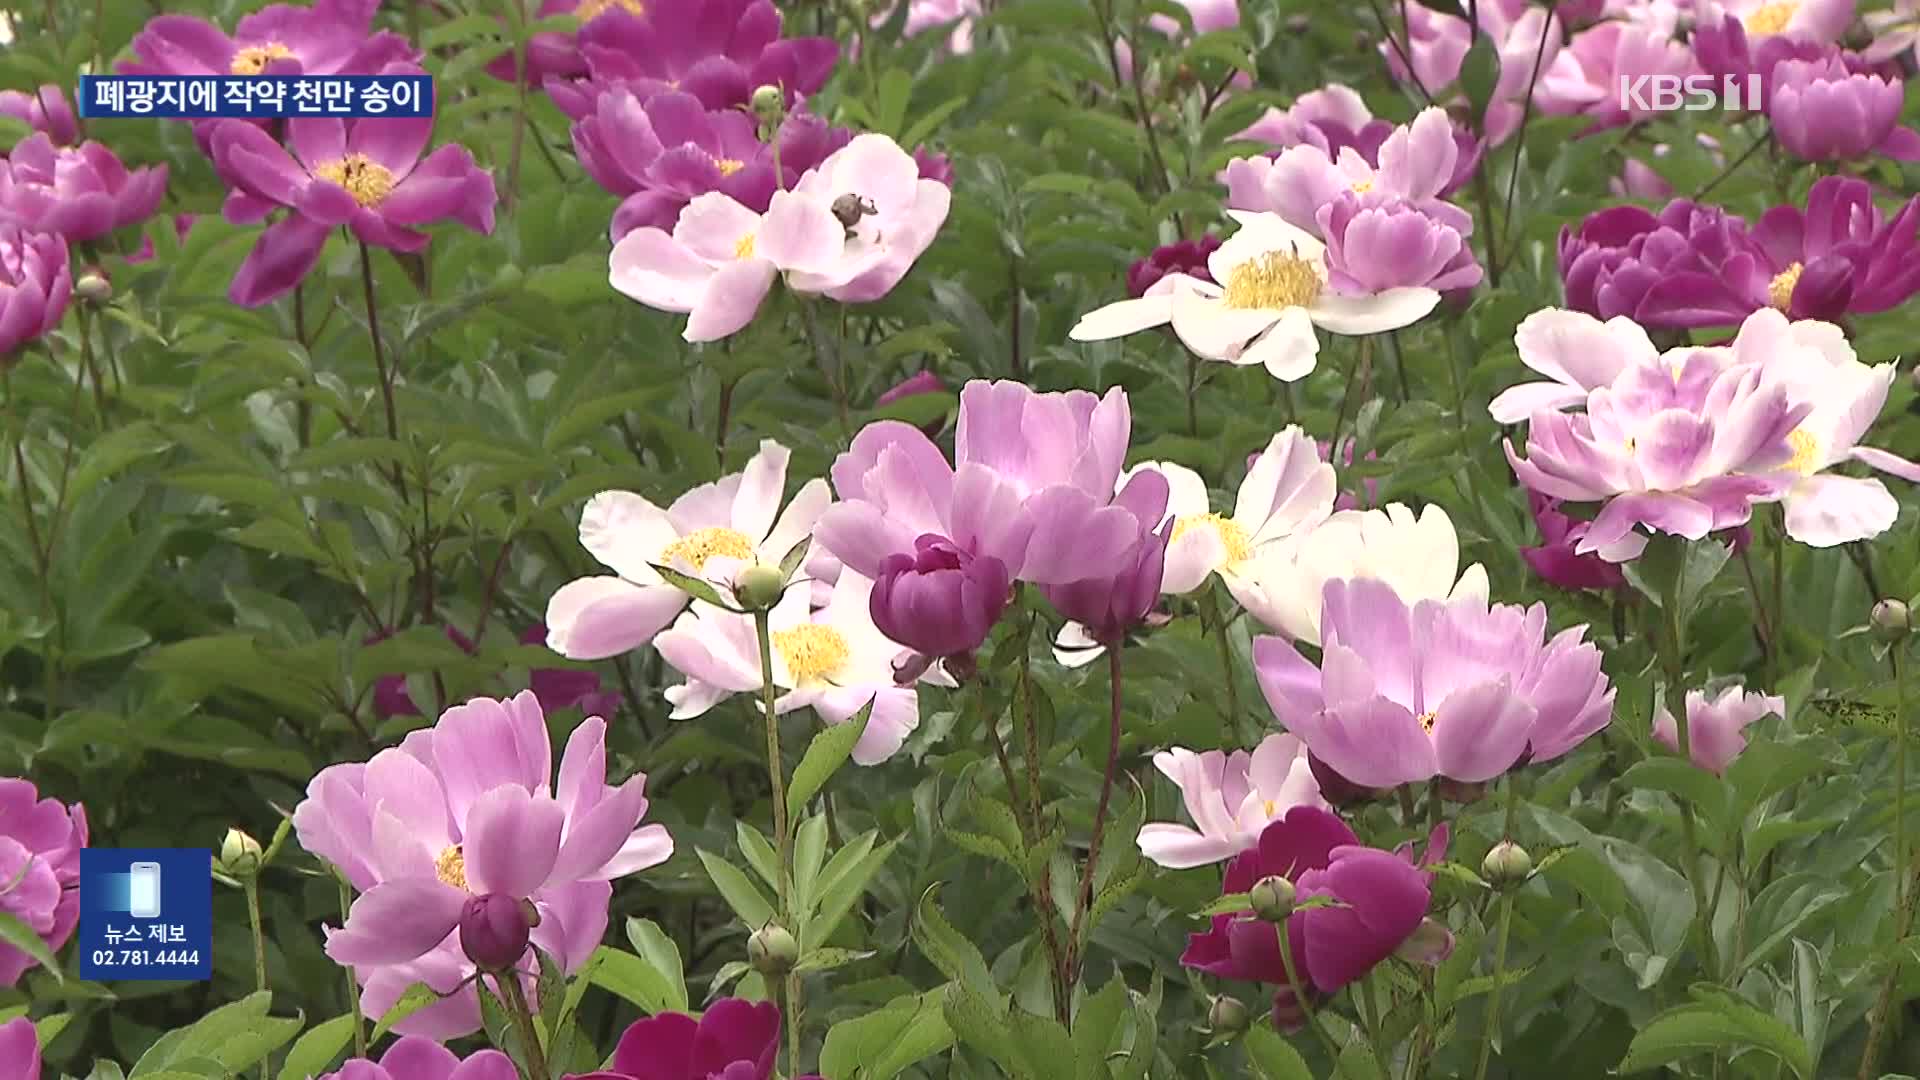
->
[74,268,111,304]
[219,828,263,876]
[459,893,534,972]
[1872,598,1911,642]
[1481,841,1533,887]
[749,923,798,975]
[1249,875,1295,922]
[1206,995,1250,1037]
[750,84,785,131]
[734,564,786,611]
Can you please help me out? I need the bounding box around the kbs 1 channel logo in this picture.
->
[1617,73,1766,114]
[77,74,433,119]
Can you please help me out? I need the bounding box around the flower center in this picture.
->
[230,42,293,75]
[1222,251,1321,310]
[435,845,468,892]
[1744,0,1796,34]
[715,158,746,177]
[1767,262,1803,311]
[773,624,850,684]
[576,0,646,18]
[660,526,755,570]
[735,233,756,260]
[1351,178,1373,193]
[1783,428,1820,475]
[1262,798,1278,817]
[1417,711,1436,733]
[1171,513,1253,567]
[314,154,397,208]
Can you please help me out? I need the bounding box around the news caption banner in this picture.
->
[78,848,213,981]
[76,74,432,118]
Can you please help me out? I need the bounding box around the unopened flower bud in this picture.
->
[1872,598,1911,642]
[749,923,798,975]
[750,85,785,128]
[74,268,111,304]
[1248,875,1295,922]
[219,828,263,876]
[1482,840,1533,887]
[459,893,534,972]
[1206,995,1250,1036]
[734,564,786,611]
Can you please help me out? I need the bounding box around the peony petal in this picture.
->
[462,786,565,898]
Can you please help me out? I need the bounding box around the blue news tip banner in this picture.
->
[77,74,433,119]
[79,848,213,981]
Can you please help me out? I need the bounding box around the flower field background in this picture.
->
[4,0,1920,1077]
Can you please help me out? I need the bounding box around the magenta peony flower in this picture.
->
[0,85,77,147]
[1041,471,1172,644]
[1557,200,1763,328]
[1747,176,1920,321]
[522,624,624,718]
[1137,734,1328,869]
[458,893,534,971]
[211,104,497,307]
[1181,807,1444,997]
[125,214,199,266]
[817,380,1158,590]
[1254,577,1614,790]
[121,0,415,80]
[0,778,86,986]
[563,999,780,1080]
[1522,492,1629,591]
[870,535,1012,662]
[318,1037,517,1080]
[0,226,71,362]
[0,135,167,244]
[0,1018,39,1080]
[1127,235,1221,299]
[544,0,838,119]
[485,0,647,85]
[875,369,943,408]
[1652,686,1785,774]
[293,691,671,1037]
[1767,56,1920,163]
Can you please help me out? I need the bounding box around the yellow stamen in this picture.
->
[1744,0,1797,34]
[660,526,755,570]
[1171,513,1253,567]
[716,158,746,177]
[576,0,646,19]
[1262,798,1278,817]
[1767,261,1803,311]
[1417,711,1436,733]
[1783,428,1820,475]
[230,42,293,76]
[435,845,467,891]
[773,624,850,685]
[313,154,397,209]
[1222,251,1321,310]
[735,233,756,260]
[1351,178,1373,193]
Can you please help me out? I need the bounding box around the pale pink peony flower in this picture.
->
[1136,734,1329,869]
[1652,686,1785,773]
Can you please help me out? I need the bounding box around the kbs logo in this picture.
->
[1618,74,1764,112]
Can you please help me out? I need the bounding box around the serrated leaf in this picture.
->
[1244,1025,1314,1080]
[912,889,998,999]
[818,988,954,1080]
[1616,990,1813,1078]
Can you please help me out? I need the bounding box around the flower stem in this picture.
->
[244,876,268,1080]
[1655,581,1722,982]
[1276,921,1343,1065]
[1201,589,1243,740]
[1473,780,1520,1080]
[1328,336,1371,456]
[357,243,408,503]
[1858,642,1914,1080]
[752,609,801,1073]
[1065,645,1126,988]
[497,972,551,1080]
[336,872,366,1057]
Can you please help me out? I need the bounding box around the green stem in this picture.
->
[1276,920,1343,1065]
[337,873,366,1057]
[1065,645,1126,988]
[357,242,408,503]
[244,877,268,1080]
[1327,336,1371,456]
[1858,643,1913,1080]
[498,973,552,1080]
[1473,782,1521,1080]
[752,610,800,1074]
[1202,589,1243,739]
[1656,581,1723,983]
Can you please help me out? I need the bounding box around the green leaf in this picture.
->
[786,702,873,816]
[819,989,955,1080]
[0,912,62,984]
[275,1015,356,1080]
[623,918,689,1013]
[130,992,300,1075]
[912,889,999,999]
[735,820,781,890]
[1619,757,1731,827]
[810,834,896,945]
[649,564,730,608]
[794,947,874,973]
[1195,892,1252,917]
[369,983,440,1042]
[584,945,686,1015]
[1072,977,1131,1080]
[696,848,777,927]
[792,813,831,914]
[1244,1025,1314,1080]
[1616,989,1813,1078]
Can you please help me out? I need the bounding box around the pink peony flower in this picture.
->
[211,97,498,307]
[293,691,671,1038]
[1254,577,1614,789]
[0,226,71,362]
[1701,0,1854,44]
[875,369,943,408]
[1767,56,1920,163]
[1535,20,1700,125]
[1137,734,1329,869]
[869,535,1010,662]
[0,1017,39,1080]
[1040,470,1172,645]
[1652,685,1785,773]
[0,85,77,147]
[1522,492,1629,591]
[318,1037,518,1080]
[544,439,829,660]
[0,778,86,986]
[1317,192,1483,293]
[1224,108,1475,242]
[121,0,416,79]
[0,135,168,244]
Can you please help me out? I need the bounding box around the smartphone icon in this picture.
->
[128,862,162,919]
